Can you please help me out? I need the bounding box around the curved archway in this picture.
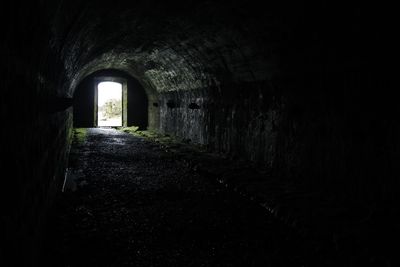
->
[73,69,150,129]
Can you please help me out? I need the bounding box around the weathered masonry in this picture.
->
[0,1,397,266]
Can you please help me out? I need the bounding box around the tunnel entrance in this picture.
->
[97,81,123,127]
[73,69,149,129]
[94,77,127,127]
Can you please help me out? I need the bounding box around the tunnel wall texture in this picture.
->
[1,2,73,265]
[1,0,397,265]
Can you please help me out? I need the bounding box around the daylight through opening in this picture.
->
[97,81,122,126]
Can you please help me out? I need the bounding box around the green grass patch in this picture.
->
[73,128,88,145]
[119,126,140,134]
[119,127,171,141]
[118,127,208,153]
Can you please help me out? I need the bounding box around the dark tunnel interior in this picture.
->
[0,0,398,266]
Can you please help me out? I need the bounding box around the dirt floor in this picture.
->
[42,128,330,267]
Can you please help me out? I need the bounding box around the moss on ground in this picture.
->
[118,127,163,141]
[117,127,208,154]
[73,128,88,145]
[120,126,140,134]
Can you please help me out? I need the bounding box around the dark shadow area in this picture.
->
[73,69,148,129]
[1,1,397,266]
[42,128,322,267]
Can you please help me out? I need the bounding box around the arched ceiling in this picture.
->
[50,0,293,97]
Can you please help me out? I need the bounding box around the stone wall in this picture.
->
[1,1,72,265]
[1,1,397,265]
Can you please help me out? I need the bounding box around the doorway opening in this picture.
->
[97,81,122,126]
[73,69,149,129]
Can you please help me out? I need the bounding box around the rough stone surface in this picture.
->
[43,128,326,266]
[1,1,397,265]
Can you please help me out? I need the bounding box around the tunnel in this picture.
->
[0,1,397,266]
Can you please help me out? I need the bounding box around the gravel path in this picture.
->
[44,128,319,267]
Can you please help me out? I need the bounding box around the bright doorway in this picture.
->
[97,81,122,126]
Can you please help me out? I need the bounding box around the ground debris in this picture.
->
[43,128,334,267]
